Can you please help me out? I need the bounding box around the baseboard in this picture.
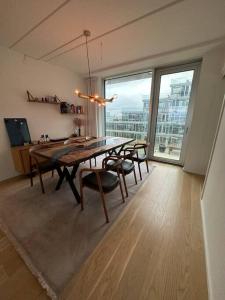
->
[183,165,205,176]
[0,174,25,186]
[200,200,213,300]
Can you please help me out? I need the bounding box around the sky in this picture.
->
[105,70,194,114]
[105,77,152,113]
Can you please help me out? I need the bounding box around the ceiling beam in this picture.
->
[43,0,186,62]
[91,35,225,74]
[9,0,72,49]
[38,33,84,60]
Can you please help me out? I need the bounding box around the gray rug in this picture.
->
[0,161,154,299]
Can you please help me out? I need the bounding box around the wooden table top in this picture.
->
[33,137,134,166]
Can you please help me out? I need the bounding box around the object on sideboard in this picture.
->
[39,134,50,144]
[4,118,31,147]
[27,90,61,104]
[74,118,85,136]
[60,102,84,114]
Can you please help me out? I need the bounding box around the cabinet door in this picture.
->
[11,145,31,174]
[20,149,31,174]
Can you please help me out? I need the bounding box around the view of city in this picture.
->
[105,72,151,142]
[105,70,194,161]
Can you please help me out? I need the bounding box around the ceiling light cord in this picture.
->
[75,30,116,105]
[85,35,92,95]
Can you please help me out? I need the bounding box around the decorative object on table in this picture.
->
[45,134,50,142]
[27,90,61,104]
[73,118,83,136]
[39,134,50,144]
[74,30,117,106]
[39,134,45,143]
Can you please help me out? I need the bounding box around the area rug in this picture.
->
[0,162,154,299]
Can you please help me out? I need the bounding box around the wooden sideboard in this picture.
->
[10,137,78,175]
[11,145,32,175]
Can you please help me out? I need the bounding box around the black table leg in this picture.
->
[55,167,66,190]
[64,167,80,203]
[71,164,79,179]
[56,166,63,177]
[108,145,125,156]
[55,165,80,204]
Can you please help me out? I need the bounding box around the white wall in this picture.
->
[201,96,225,300]
[0,46,85,182]
[184,44,225,175]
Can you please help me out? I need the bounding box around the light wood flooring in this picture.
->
[0,162,208,300]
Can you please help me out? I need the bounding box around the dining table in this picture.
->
[33,136,134,203]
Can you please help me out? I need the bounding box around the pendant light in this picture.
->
[75,30,117,106]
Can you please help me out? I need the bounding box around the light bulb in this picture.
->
[90,98,94,102]
[75,89,79,95]
[94,94,99,99]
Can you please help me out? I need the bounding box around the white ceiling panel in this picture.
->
[0,0,224,75]
[12,0,173,58]
[0,0,65,47]
[48,0,225,74]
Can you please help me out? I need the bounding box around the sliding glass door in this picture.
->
[104,62,200,165]
[149,63,200,164]
[105,72,152,143]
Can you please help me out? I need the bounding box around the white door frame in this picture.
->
[147,61,201,166]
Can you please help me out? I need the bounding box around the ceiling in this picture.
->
[0,0,225,76]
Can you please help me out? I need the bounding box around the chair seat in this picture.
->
[107,160,134,175]
[132,155,147,162]
[36,160,59,172]
[83,171,119,193]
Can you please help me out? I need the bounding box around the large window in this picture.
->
[153,70,195,161]
[105,72,152,142]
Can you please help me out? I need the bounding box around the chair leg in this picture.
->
[146,160,149,173]
[96,173,109,223]
[138,163,142,180]
[122,173,128,197]
[133,167,138,184]
[89,159,92,168]
[94,157,97,166]
[38,172,45,194]
[99,191,109,223]
[30,172,33,187]
[118,174,125,203]
[29,156,33,187]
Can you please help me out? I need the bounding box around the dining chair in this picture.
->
[79,156,125,223]
[29,144,61,194]
[123,143,149,180]
[88,136,97,168]
[105,149,137,197]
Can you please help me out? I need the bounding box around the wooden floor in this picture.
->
[0,163,208,300]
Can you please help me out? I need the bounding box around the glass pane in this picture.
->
[105,72,152,143]
[153,70,194,161]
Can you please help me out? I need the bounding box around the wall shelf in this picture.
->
[27,90,61,104]
[26,90,84,115]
